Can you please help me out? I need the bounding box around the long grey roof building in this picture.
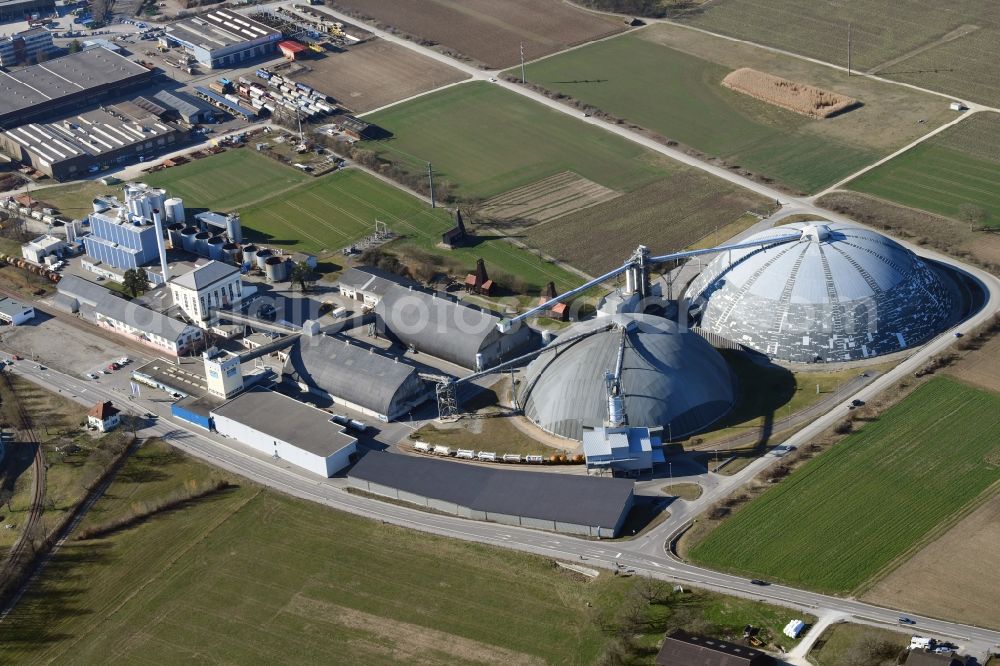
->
[520,314,734,441]
[684,222,954,363]
[376,285,535,370]
[348,452,635,537]
[283,333,430,421]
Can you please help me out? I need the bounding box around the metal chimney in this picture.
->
[151,208,170,283]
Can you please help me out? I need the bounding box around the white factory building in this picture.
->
[0,297,35,326]
[169,260,245,326]
[211,387,358,477]
[21,234,67,264]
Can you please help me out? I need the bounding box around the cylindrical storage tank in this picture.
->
[167,223,185,249]
[255,248,273,269]
[207,236,224,261]
[164,197,185,224]
[264,255,287,282]
[226,213,242,244]
[91,198,106,213]
[241,244,258,265]
[180,226,199,253]
[147,188,166,219]
[221,242,241,265]
[194,231,212,257]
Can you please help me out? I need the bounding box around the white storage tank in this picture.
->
[164,197,185,224]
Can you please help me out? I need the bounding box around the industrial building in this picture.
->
[164,10,282,69]
[0,27,58,66]
[582,426,664,474]
[83,192,166,278]
[56,274,204,356]
[0,0,53,22]
[151,89,218,125]
[212,387,358,477]
[348,452,636,537]
[21,234,66,264]
[655,631,776,666]
[336,266,418,308]
[0,297,35,326]
[169,261,244,326]
[520,314,734,442]
[0,48,155,128]
[376,285,536,370]
[685,222,955,363]
[283,330,430,422]
[0,105,185,181]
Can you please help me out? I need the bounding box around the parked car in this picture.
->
[851,399,865,407]
[898,617,916,625]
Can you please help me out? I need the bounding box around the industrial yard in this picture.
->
[0,1,998,664]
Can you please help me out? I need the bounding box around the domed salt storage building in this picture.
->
[684,221,953,363]
[519,314,734,441]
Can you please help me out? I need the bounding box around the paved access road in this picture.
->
[4,357,998,657]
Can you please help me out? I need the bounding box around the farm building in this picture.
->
[164,10,282,69]
[0,105,185,181]
[655,631,776,666]
[278,40,307,60]
[212,387,358,477]
[337,115,375,140]
[376,284,536,370]
[0,49,154,128]
[336,266,418,308]
[520,314,734,442]
[685,222,955,363]
[282,330,430,422]
[0,297,35,326]
[348,452,635,537]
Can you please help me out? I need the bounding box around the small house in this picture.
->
[87,401,121,432]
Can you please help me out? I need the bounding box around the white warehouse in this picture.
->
[211,387,358,477]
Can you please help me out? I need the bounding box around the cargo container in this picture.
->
[456,449,475,460]
[413,441,431,453]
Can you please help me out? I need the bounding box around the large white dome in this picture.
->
[684,222,953,362]
[519,314,734,441]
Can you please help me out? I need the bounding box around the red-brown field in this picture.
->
[329,0,626,67]
[281,40,468,113]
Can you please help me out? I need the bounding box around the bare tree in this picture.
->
[636,574,667,605]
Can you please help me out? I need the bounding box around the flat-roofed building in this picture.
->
[0,297,34,326]
[0,0,54,24]
[212,387,358,477]
[165,10,281,69]
[349,452,635,537]
[0,105,185,181]
[0,48,154,128]
[0,27,58,66]
[21,234,67,264]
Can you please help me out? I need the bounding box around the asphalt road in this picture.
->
[4,356,998,657]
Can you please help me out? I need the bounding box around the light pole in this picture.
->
[668,462,672,484]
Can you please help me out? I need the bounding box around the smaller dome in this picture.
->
[519,314,734,441]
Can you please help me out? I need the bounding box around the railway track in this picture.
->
[0,370,46,576]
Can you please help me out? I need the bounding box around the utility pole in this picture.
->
[847,23,852,76]
[520,42,526,84]
[427,162,435,208]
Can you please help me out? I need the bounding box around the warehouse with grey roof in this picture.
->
[376,285,536,370]
[165,10,282,69]
[0,48,154,128]
[283,331,430,422]
[349,452,635,537]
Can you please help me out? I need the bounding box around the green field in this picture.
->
[143,149,309,211]
[680,0,1000,107]
[365,82,673,199]
[515,31,880,193]
[848,113,1000,227]
[0,440,808,663]
[689,376,1000,593]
